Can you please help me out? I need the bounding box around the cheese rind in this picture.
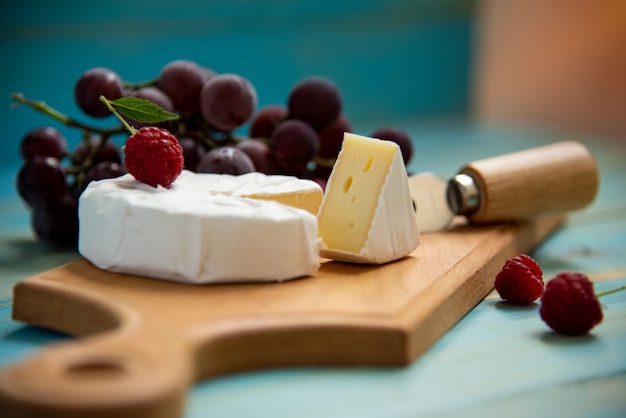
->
[78,171,321,284]
[317,133,420,264]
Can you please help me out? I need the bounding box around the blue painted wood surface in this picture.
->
[1,1,626,417]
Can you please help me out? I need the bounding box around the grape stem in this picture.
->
[122,78,158,90]
[11,92,126,137]
[12,92,246,150]
[99,95,136,135]
[596,285,626,298]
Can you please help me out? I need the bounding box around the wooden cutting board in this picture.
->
[0,214,563,418]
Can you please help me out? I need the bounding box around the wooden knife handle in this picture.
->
[454,141,599,223]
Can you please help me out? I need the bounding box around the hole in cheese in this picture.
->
[363,156,374,172]
[343,176,353,193]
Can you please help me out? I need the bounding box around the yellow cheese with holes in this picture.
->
[317,132,420,264]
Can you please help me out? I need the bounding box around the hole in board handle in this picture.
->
[65,357,128,379]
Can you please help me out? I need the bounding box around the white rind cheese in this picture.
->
[78,171,322,284]
[317,133,420,264]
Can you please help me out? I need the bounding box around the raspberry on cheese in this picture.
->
[123,126,184,188]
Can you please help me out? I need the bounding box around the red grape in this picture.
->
[316,113,351,159]
[197,146,255,175]
[74,67,123,117]
[311,177,327,191]
[200,74,257,132]
[158,60,205,114]
[370,127,413,164]
[177,137,205,172]
[249,105,287,139]
[20,126,68,161]
[287,76,341,130]
[311,163,333,181]
[31,193,78,248]
[199,65,217,83]
[71,137,121,167]
[236,139,276,174]
[271,120,319,171]
[276,163,311,179]
[17,156,67,208]
[81,161,126,192]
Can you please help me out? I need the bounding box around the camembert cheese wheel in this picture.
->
[317,132,420,264]
[78,171,322,284]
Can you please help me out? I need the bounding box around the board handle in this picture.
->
[0,330,190,418]
[447,140,599,223]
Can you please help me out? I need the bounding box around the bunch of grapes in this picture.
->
[246,77,414,188]
[16,124,125,248]
[13,59,414,248]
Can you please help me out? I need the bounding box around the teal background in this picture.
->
[0,0,475,162]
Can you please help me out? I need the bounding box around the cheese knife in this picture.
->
[408,140,599,233]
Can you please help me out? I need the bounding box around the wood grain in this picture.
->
[460,141,599,223]
[0,214,564,418]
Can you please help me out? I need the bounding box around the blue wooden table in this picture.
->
[1,1,625,417]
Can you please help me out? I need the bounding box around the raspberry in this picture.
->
[123,126,184,188]
[539,272,603,336]
[495,254,544,304]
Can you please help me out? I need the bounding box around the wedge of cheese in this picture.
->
[78,170,322,284]
[317,132,420,264]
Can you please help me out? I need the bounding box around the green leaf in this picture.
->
[109,97,179,124]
